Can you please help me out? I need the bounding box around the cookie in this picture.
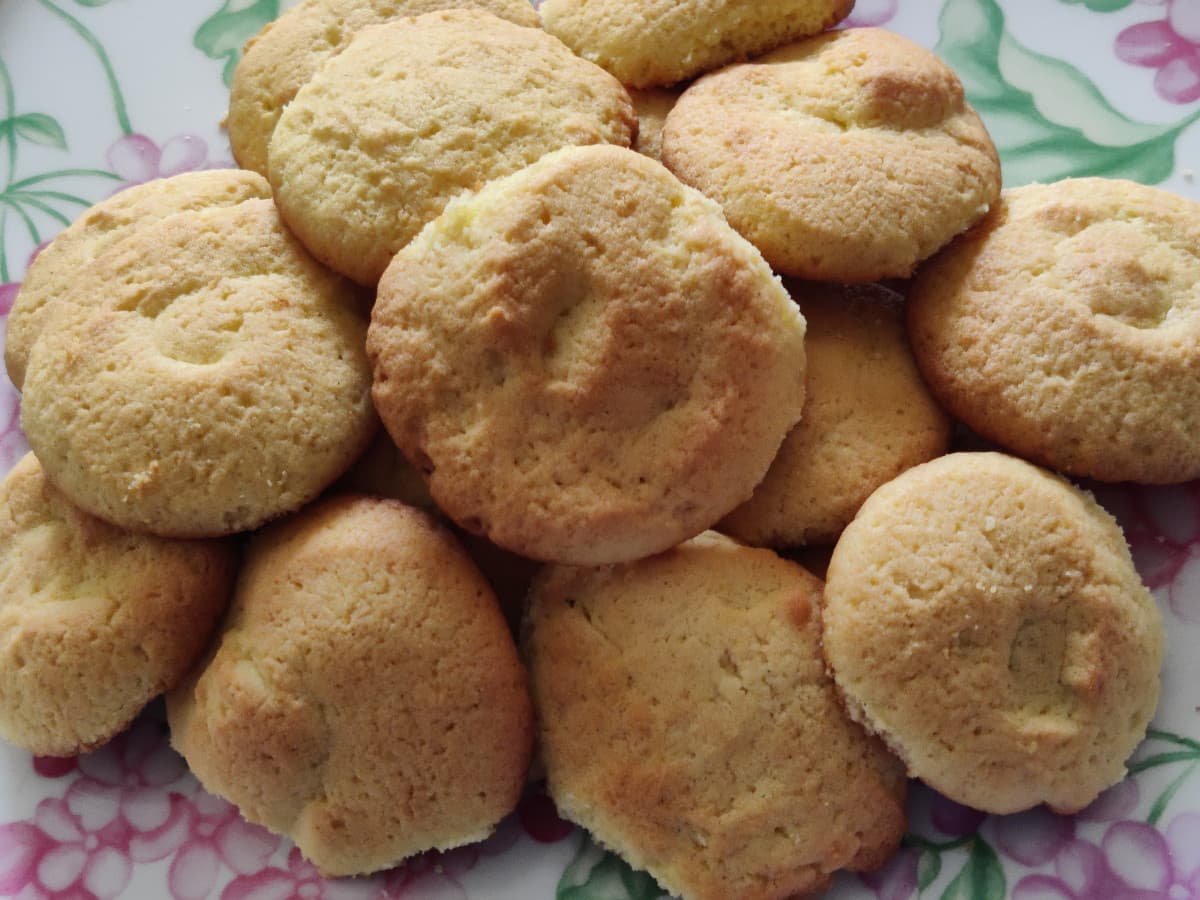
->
[525,531,907,900]
[908,178,1200,484]
[368,144,808,565]
[822,452,1164,815]
[660,27,1001,282]
[4,169,271,389]
[720,282,952,547]
[227,0,540,177]
[628,87,680,163]
[538,0,853,88]
[20,198,376,538]
[168,494,533,876]
[268,9,635,285]
[0,453,235,756]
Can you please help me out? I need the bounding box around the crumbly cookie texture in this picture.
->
[822,452,1164,815]
[661,27,1001,282]
[20,198,376,538]
[539,0,853,88]
[628,87,681,163]
[721,281,952,547]
[268,9,635,286]
[168,494,533,877]
[4,169,271,389]
[0,453,235,756]
[525,531,907,900]
[227,0,539,177]
[368,144,807,565]
[908,178,1200,484]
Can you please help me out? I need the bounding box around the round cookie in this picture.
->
[167,494,533,876]
[660,27,1001,282]
[525,531,907,900]
[538,0,853,89]
[368,144,808,565]
[0,453,235,756]
[822,452,1164,815]
[20,198,376,538]
[908,178,1200,484]
[4,169,271,389]
[720,282,952,547]
[227,0,540,177]
[268,9,635,286]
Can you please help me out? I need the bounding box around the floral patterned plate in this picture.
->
[1,1,1199,898]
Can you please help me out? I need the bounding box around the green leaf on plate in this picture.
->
[72,0,116,6]
[1058,0,1133,10]
[3,114,67,151]
[936,0,1200,186]
[940,839,1005,900]
[557,836,663,900]
[193,0,281,87]
[918,849,943,893]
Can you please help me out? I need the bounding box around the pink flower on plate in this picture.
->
[380,815,521,898]
[1013,815,1200,899]
[1092,481,1200,624]
[0,797,131,899]
[105,133,224,192]
[221,847,379,900]
[164,792,280,900]
[61,720,190,861]
[1115,0,1200,103]
[842,0,898,27]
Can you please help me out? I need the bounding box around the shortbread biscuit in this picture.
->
[0,453,235,756]
[4,170,271,389]
[661,27,1001,282]
[368,144,807,565]
[168,494,533,876]
[823,452,1164,815]
[628,88,680,162]
[526,531,907,900]
[268,10,635,285]
[908,178,1200,483]
[20,198,376,537]
[227,0,539,177]
[539,0,853,88]
[720,282,952,547]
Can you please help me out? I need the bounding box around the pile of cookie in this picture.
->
[0,0,1192,896]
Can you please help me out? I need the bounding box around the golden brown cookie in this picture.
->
[227,0,540,177]
[4,170,271,389]
[168,494,533,876]
[268,9,635,285]
[20,198,376,538]
[525,531,907,900]
[0,453,235,756]
[822,452,1164,815]
[908,178,1200,484]
[660,27,1001,282]
[628,87,680,163]
[720,282,952,547]
[538,0,853,88]
[368,144,807,565]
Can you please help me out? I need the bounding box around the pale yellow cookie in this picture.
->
[368,144,807,565]
[720,282,952,547]
[4,170,271,389]
[539,0,853,88]
[168,494,533,876]
[227,0,540,177]
[823,452,1164,815]
[661,27,1001,282]
[526,531,907,900]
[908,178,1200,484]
[0,453,235,756]
[20,198,376,538]
[268,9,635,285]
[628,87,680,163]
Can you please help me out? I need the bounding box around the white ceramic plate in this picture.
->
[1,1,1199,898]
